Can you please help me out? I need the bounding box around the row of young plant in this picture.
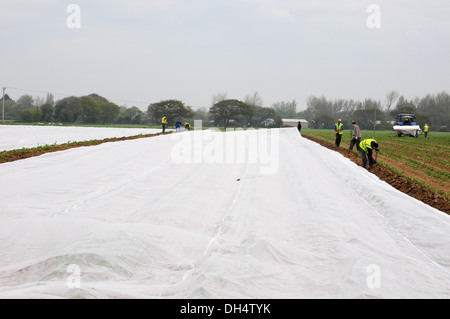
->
[301,129,449,198]
[0,140,99,163]
[379,140,449,166]
[379,162,446,197]
[381,138,449,158]
[306,129,449,160]
[380,148,449,183]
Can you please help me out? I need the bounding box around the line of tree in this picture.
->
[0,91,282,128]
[146,97,281,129]
[2,90,448,131]
[144,90,449,131]
[1,93,146,125]
[299,91,450,131]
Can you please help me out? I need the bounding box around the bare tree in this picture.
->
[272,100,298,119]
[333,99,345,114]
[46,93,55,106]
[385,90,400,112]
[244,91,264,108]
[34,96,46,107]
[211,92,228,106]
[385,91,400,121]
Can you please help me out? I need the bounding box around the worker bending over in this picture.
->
[359,139,379,169]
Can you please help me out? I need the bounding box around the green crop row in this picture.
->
[302,129,450,198]
[0,140,101,162]
[381,146,449,172]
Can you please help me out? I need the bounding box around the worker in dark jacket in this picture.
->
[359,139,379,169]
[297,121,302,133]
[175,121,182,132]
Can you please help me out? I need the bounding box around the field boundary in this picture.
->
[302,133,449,215]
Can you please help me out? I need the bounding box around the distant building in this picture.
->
[282,119,308,129]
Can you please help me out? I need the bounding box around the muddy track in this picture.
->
[302,134,449,215]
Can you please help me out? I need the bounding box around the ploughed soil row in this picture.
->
[0,132,167,164]
[302,134,449,215]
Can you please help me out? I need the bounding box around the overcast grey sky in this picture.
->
[1,0,449,111]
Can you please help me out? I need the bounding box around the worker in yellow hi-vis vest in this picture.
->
[334,119,344,147]
[424,124,429,138]
[359,139,380,169]
[162,116,168,133]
